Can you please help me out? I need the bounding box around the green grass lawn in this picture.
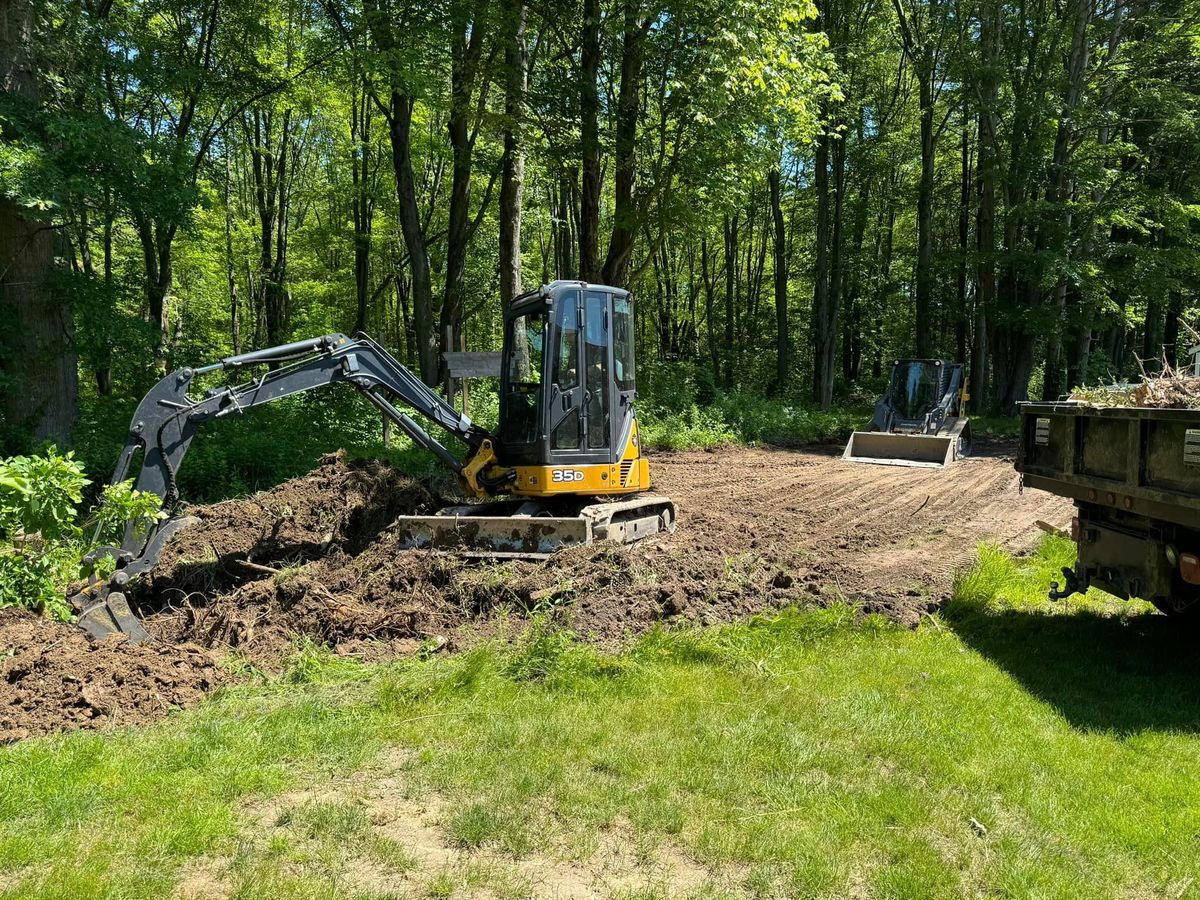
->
[3,538,1199,899]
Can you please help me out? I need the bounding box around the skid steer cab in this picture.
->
[70,281,674,644]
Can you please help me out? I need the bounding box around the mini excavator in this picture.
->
[71,282,675,642]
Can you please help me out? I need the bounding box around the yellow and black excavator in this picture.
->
[71,281,675,642]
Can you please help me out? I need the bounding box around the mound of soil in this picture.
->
[0,609,222,742]
[146,452,435,601]
[5,444,1072,741]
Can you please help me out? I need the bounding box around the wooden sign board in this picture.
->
[444,351,502,379]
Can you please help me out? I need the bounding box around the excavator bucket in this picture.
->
[842,417,970,469]
[392,495,676,558]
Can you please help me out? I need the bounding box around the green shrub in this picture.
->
[0,448,164,619]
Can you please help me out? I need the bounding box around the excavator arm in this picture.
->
[71,332,510,641]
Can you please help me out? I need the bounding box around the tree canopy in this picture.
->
[2,0,1198,452]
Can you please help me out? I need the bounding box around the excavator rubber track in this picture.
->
[393,494,677,558]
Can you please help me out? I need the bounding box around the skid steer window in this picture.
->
[894,363,939,420]
[504,310,546,445]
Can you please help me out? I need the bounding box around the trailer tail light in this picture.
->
[1180,553,1200,586]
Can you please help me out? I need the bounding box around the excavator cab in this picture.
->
[498,283,650,495]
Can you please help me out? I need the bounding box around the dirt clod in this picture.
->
[0,608,222,742]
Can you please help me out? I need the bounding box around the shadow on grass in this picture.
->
[943,598,1200,734]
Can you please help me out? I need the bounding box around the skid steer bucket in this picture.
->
[842,417,970,469]
[843,431,955,468]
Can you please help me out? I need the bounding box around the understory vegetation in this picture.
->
[0,450,162,618]
[2,540,1196,899]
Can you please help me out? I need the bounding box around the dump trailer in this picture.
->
[843,359,971,468]
[71,281,675,643]
[1015,401,1200,617]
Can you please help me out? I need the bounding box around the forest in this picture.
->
[1,0,1198,463]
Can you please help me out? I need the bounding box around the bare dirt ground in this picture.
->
[1,443,1071,741]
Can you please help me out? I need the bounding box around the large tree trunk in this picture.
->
[442,0,490,371]
[351,82,374,335]
[829,134,846,383]
[1041,0,1091,401]
[246,108,293,348]
[601,0,647,288]
[956,116,971,367]
[700,235,720,382]
[499,0,527,308]
[971,0,999,412]
[0,0,76,445]
[722,212,738,387]
[224,146,241,354]
[811,132,834,408]
[578,0,602,282]
[915,68,934,357]
[388,92,439,385]
[767,168,789,392]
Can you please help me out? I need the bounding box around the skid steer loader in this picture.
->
[842,359,971,468]
[70,281,675,643]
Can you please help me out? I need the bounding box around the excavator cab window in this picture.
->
[502,309,546,446]
[584,291,611,449]
[613,296,635,391]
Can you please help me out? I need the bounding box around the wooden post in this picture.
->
[459,331,470,416]
[444,325,456,408]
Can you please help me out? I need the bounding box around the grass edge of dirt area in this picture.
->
[4,538,1200,900]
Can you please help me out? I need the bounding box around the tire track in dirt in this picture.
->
[650,442,1072,623]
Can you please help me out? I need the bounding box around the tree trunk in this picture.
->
[1041,0,1091,401]
[722,212,738,387]
[442,0,490,372]
[915,68,934,357]
[388,92,439,384]
[700,235,720,383]
[578,0,602,282]
[499,0,527,308]
[971,0,999,412]
[224,145,241,354]
[0,0,76,445]
[601,0,647,288]
[352,82,374,335]
[956,116,971,367]
[768,168,789,392]
[1164,290,1183,370]
[812,132,834,408]
[829,133,846,384]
